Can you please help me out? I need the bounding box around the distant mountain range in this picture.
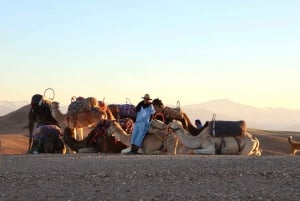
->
[0,101,29,116]
[1,99,300,131]
[182,99,300,131]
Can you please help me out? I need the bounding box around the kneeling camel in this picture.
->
[107,120,177,155]
[168,120,262,156]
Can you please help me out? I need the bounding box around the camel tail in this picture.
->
[253,136,262,156]
[288,136,293,144]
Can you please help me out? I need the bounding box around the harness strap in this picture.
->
[212,113,216,136]
[88,129,102,146]
[234,136,242,154]
[217,137,225,154]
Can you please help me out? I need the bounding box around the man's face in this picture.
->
[144,98,151,104]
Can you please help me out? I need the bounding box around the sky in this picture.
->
[1,0,300,109]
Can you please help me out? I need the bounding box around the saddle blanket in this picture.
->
[32,125,61,140]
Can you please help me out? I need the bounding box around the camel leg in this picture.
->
[66,145,76,154]
[73,128,83,141]
[78,147,97,153]
[174,139,179,155]
[148,150,162,155]
[78,128,83,140]
[74,129,77,141]
[192,146,215,155]
[239,137,261,156]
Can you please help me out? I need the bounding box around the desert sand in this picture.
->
[1,106,300,200]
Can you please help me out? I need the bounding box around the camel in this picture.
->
[106,119,178,155]
[30,125,66,154]
[168,120,262,156]
[50,97,110,140]
[28,93,59,152]
[63,119,131,153]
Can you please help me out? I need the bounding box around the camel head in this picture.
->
[168,120,183,131]
[50,101,60,110]
[106,121,123,141]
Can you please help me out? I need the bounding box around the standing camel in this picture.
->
[50,97,110,140]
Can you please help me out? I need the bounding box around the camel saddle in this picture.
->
[117,104,136,119]
[162,107,183,120]
[68,96,100,116]
[208,120,246,137]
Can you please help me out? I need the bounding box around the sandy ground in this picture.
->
[0,134,28,155]
[1,154,300,201]
[1,130,300,201]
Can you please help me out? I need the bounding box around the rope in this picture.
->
[126,98,132,104]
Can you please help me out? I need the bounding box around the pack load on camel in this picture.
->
[67,96,107,123]
[28,88,59,152]
[107,98,136,121]
[153,99,183,121]
[205,114,247,137]
[152,98,189,130]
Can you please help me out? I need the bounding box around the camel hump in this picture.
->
[208,120,246,137]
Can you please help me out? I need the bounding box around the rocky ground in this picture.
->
[1,154,300,201]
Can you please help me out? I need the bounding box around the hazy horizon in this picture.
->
[1,98,300,131]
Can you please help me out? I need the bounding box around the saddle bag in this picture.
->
[118,104,136,119]
[208,120,246,137]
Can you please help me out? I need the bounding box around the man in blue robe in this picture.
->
[126,94,155,154]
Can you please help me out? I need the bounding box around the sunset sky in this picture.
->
[1,1,300,109]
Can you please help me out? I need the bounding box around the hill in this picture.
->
[0,100,28,116]
[0,104,30,134]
